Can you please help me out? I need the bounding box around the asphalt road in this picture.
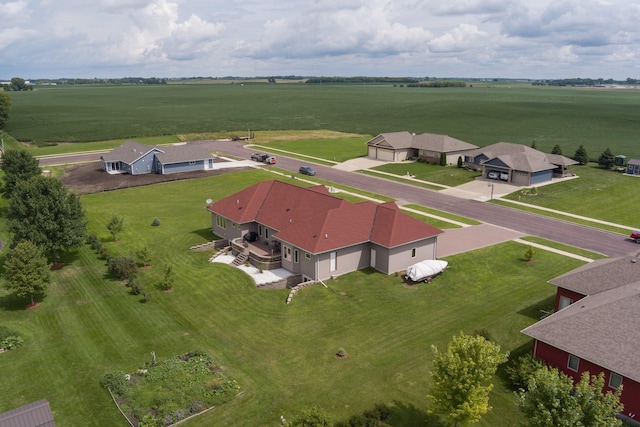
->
[197,139,639,258]
[39,141,639,258]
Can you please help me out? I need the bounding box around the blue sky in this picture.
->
[1,0,638,80]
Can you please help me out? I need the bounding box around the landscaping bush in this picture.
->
[151,218,161,227]
[506,353,545,391]
[130,282,144,296]
[0,326,19,341]
[99,246,110,260]
[1,336,24,350]
[107,256,138,280]
[100,371,129,395]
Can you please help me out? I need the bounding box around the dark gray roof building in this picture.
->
[0,399,55,427]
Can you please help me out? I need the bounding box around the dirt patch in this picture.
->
[61,161,251,195]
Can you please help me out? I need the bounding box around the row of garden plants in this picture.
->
[100,351,241,427]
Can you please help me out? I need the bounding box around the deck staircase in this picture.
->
[232,253,248,266]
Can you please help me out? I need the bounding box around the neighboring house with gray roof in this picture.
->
[521,255,640,422]
[0,399,55,427]
[464,142,578,185]
[627,158,640,175]
[366,131,478,164]
[100,140,215,175]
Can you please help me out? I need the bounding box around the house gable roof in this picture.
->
[154,144,215,165]
[366,132,478,152]
[100,140,158,165]
[0,399,55,427]
[370,202,443,247]
[549,256,640,295]
[206,180,443,254]
[466,142,577,172]
[522,281,640,383]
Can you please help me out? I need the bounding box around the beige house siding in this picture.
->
[316,244,369,280]
[387,238,438,274]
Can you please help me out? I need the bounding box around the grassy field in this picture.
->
[0,170,585,426]
[499,164,639,230]
[6,84,640,159]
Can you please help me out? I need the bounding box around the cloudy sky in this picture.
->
[1,0,638,80]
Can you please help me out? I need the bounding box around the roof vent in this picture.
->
[325,233,328,239]
[289,219,292,223]
[632,258,637,264]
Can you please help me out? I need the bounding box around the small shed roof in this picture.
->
[0,399,55,427]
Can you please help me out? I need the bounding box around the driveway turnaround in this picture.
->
[436,224,525,257]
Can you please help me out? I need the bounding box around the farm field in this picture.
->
[0,169,585,426]
[5,83,640,159]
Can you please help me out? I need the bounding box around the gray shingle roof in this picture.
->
[100,140,156,164]
[466,142,577,172]
[0,399,55,427]
[522,281,640,383]
[154,144,215,164]
[367,132,478,152]
[549,256,640,295]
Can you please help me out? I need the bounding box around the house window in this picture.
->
[558,296,572,310]
[567,354,579,371]
[265,229,269,239]
[231,222,237,228]
[294,249,299,263]
[411,248,417,258]
[283,246,291,260]
[216,215,226,229]
[258,225,263,236]
[305,253,311,260]
[609,372,622,389]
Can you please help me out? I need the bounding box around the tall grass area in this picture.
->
[7,84,640,159]
[0,170,585,426]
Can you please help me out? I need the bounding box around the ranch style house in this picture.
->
[366,131,479,164]
[464,142,578,185]
[521,256,640,422]
[100,140,215,175]
[205,180,443,282]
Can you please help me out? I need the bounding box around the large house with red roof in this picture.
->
[521,256,640,422]
[205,180,443,281]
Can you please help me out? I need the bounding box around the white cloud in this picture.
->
[1,0,640,79]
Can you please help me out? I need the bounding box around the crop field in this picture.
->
[5,83,640,159]
[0,170,585,426]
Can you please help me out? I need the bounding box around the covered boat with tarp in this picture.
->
[405,260,448,282]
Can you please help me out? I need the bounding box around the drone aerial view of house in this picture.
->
[206,180,443,282]
[366,131,479,164]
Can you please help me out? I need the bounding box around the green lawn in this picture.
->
[500,164,639,230]
[370,162,482,187]
[0,170,585,426]
[252,136,371,163]
[6,84,640,160]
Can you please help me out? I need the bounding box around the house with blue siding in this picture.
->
[101,140,215,175]
[626,159,640,175]
[464,142,578,186]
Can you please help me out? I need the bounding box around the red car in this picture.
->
[631,230,640,243]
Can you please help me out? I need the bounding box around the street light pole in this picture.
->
[488,183,494,200]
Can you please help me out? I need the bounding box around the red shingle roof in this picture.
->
[206,180,443,254]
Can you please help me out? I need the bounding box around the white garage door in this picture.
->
[376,148,395,161]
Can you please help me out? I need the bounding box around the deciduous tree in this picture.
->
[0,149,41,198]
[428,333,509,426]
[0,92,11,128]
[107,214,124,242]
[8,175,87,263]
[3,240,50,306]
[518,366,622,427]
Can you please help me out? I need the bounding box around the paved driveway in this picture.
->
[436,224,525,257]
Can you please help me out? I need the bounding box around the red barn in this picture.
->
[522,255,640,422]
